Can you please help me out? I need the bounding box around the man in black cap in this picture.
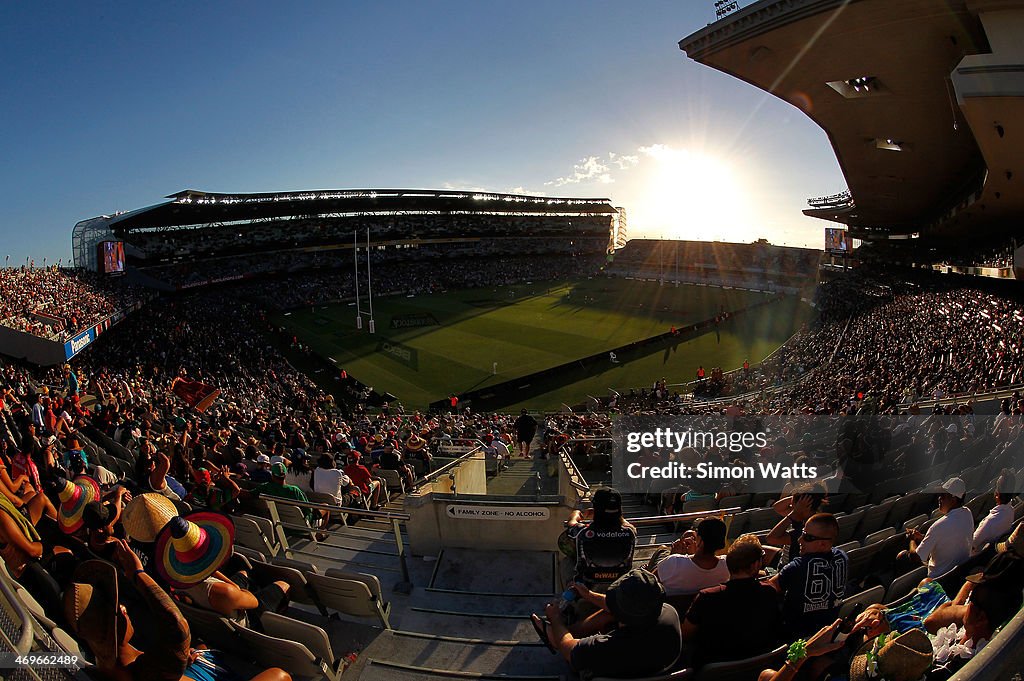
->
[532,568,682,678]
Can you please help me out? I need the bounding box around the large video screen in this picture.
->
[97,241,126,275]
[825,228,853,253]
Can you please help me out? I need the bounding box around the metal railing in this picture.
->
[625,507,742,527]
[558,438,615,500]
[419,443,483,486]
[261,497,413,592]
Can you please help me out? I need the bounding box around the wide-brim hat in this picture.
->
[63,560,119,664]
[155,512,234,589]
[849,629,932,681]
[122,493,178,543]
[57,476,102,534]
[406,435,425,451]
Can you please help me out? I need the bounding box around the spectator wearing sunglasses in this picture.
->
[769,513,848,638]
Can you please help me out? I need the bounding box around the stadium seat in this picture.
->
[175,600,246,655]
[902,514,928,532]
[838,585,884,619]
[725,510,750,542]
[965,493,995,524]
[836,541,860,555]
[324,567,391,625]
[836,509,866,544]
[863,527,896,546]
[234,514,282,557]
[846,542,885,588]
[304,572,392,629]
[858,498,897,538]
[745,508,779,534]
[234,624,343,681]
[694,644,786,681]
[377,468,407,495]
[260,612,345,679]
[258,497,319,542]
[884,566,928,604]
[250,558,328,617]
[232,545,267,564]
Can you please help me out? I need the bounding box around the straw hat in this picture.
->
[849,629,933,681]
[121,493,177,543]
[56,476,101,534]
[154,512,234,589]
[406,434,425,451]
[63,560,120,664]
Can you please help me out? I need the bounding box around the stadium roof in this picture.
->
[680,0,1024,243]
[106,188,618,232]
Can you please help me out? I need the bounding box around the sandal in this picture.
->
[530,613,556,655]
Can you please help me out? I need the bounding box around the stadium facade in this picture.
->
[72,188,623,277]
[680,0,1024,273]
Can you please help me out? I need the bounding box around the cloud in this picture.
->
[545,156,614,187]
[608,152,639,169]
[544,148,646,187]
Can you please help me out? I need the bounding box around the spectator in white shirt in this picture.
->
[647,517,729,596]
[972,470,1016,555]
[311,453,354,506]
[903,477,975,577]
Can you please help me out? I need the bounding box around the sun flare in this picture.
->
[632,145,752,242]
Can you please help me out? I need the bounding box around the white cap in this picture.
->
[256,454,271,465]
[270,455,287,467]
[942,477,966,499]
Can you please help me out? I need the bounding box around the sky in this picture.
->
[0,1,847,267]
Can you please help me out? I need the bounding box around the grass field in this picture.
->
[274,278,813,410]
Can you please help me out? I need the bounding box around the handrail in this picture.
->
[419,443,484,485]
[260,496,413,591]
[626,506,742,527]
[259,495,410,520]
[0,568,35,654]
[899,382,1024,411]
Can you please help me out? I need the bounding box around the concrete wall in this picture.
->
[405,492,568,556]
[426,453,487,495]
[0,326,66,365]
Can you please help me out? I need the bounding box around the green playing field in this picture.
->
[274,278,812,410]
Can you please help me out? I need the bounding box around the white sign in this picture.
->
[445,505,550,521]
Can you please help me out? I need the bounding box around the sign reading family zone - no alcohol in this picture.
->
[445,505,550,521]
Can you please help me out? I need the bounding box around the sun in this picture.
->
[632,145,753,242]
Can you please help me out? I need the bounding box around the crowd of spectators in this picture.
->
[540,414,1024,679]
[3,238,1024,678]
[607,239,821,292]
[127,213,614,261]
[141,237,606,294]
[612,267,1024,416]
[0,266,148,340]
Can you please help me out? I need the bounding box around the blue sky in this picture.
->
[0,1,845,266]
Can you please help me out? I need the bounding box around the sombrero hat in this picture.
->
[154,512,234,589]
[63,560,119,665]
[121,493,177,543]
[56,476,101,534]
[406,434,426,451]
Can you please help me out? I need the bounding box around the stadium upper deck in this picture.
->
[73,188,621,271]
[680,0,1024,245]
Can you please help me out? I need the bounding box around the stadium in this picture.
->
[1,1,1024,681]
